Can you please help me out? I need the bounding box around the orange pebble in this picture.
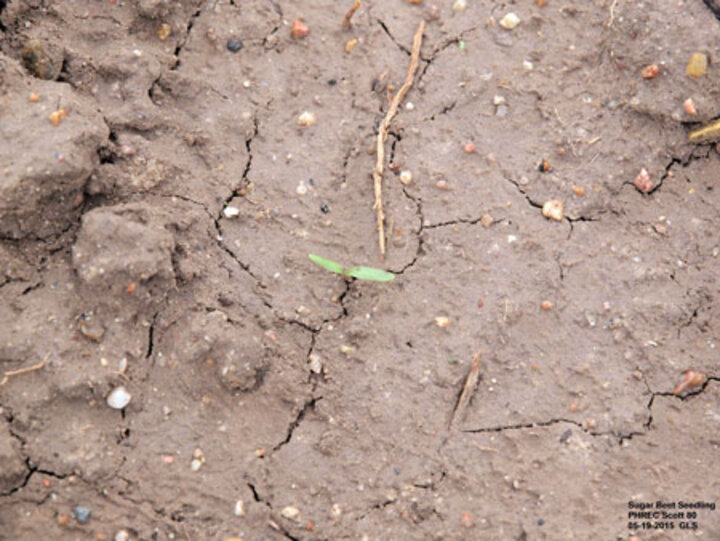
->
[29,93,40,102]
[641,64,659,79]
[290,19,309,39]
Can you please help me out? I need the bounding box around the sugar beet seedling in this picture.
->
[308,254,395,282]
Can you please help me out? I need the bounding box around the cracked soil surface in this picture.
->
[2,0,720,539]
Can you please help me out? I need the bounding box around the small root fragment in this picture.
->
[373,20,424,258]
[0,354,49,386]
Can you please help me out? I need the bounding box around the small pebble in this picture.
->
[399,170,413,185]
[435,316,450,328]
[641,64,659,79]
[493,95,506,106]
[405,101,414,111]
[281,506,300,520]
[538,159,551,172]
[436,179,448,190]
[480,214,493,228]
[345,38,358,53]
[654,223,667,235]
[686,52,708,79]
[309,354,323,374]
[331,503,342,517]
[297,111,317,127]
[29,92,40,102]
[223,206,240,218]
[73,506,92,524]
[463,142,475,153]
[460,511,474,528]
[499,12,520,29]
[157,23,172,41]
[115,530,130,541]
[495,104,508,117]
[49,108,68,126]
[572,185,585,197]
[320,204,330,214]
[452,0,467,11]
[540,300,553,310]
[296,181,308,195]
[541,200,564,221]
[683,98,697,116]
[633,168,652,193]
[523,60,534,71]
[290,19,309,39]
[57,513,70,526]
[106,386,131,410]
[226,39,244,53]
[234,500,246,517]
[673,370,706,395]
[21,39,62,80]
[190,449,205,471]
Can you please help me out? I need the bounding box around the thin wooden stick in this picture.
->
[449,351,481,430]
[373,20,424,258]
[342,0,361,29]
[0,354,48,386]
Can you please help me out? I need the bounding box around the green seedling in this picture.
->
[309,254,395,282]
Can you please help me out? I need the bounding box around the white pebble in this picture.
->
[296,181,308,195]
[523,60,534,71]
[297,111,317,127]
[452,0,467,11]
[106,386,131,410]
[115,530,130,541]
[405,102,414,111]
[493,95,506,106]
[399,170,413,185]
[234,500,246,517]
[281,506,300,520]
[309,354,323,374]
[499,12,520,29]
[223,206,240,218]
[541,200,564,222]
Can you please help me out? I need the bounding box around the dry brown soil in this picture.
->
[2,1,720,539]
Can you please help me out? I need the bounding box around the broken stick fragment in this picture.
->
[373,20,424,258]
[688,118,720,144]
[342,0,362,29]
[449,351,481,430]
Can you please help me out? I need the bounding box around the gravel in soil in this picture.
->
[1,1,720,539]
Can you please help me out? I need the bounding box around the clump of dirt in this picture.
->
[2,1,720,539]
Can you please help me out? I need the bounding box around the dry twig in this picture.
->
[0,354,49,386]
[342,0,362,29]
[373,20,424,258]
[449,351,481,430]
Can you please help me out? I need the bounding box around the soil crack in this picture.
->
[272,396,321,452]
